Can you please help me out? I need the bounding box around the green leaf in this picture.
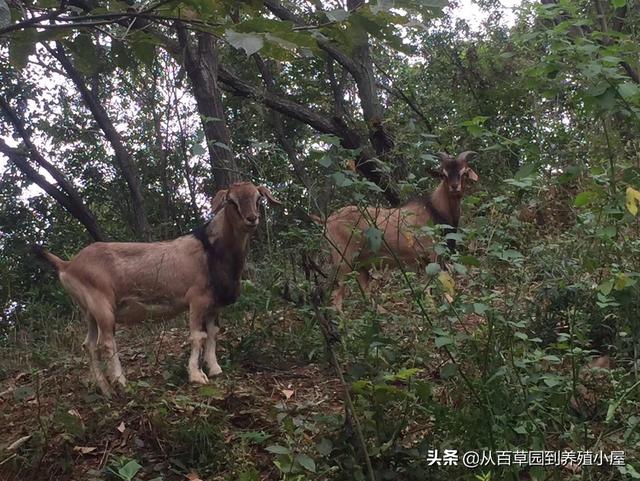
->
[9,29,37,70]
[326,8,349,22]
[425,262,440,275]
[273,454,293,473]
[364,227,383,253]
[542,376,562,387]
[435,335,453,348]
[459,255,480,267]
[618,82,639,99]
[598,225,616,239]
[130,42,154,68]
[599,278,614,295]
[473,303,489,314]
[331,171,353,187]
[611,0,626,7]
[266,444,291,455]
[296,454,316,472]
[514,162,537,180]
[68,34,102,74]
[581,61,602,78]
[118,460,142,481]
[440,362,457,379]
[225,30,264,56]
[414,380,432,402]
[453,263,467,275]
[318,155,333,168]
[111,40,133,70]
[384,367,421,381]
[316,438,333,456]
[573,190,599,207]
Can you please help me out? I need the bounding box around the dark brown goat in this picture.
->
[315,151,479,311]
[35,182,281,396]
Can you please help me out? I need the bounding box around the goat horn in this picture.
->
[436,151,450,162]
[458,151,478,163]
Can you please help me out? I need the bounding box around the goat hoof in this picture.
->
[189,369,209,384]
[208,364,223,377]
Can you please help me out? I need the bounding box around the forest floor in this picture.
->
[0,273,633,481]
[0,309,346,481]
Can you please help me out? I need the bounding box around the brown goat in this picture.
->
[316,151,478,311]
[34,182,281,396]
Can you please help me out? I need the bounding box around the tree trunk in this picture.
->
[176,25,239,190]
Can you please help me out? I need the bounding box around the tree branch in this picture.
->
[48,42,152,240]
[0,139,106,241]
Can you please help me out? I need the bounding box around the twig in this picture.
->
[308,284,376,481]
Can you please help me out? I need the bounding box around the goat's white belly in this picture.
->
[115,297,187,324]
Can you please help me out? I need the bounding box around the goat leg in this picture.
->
[82,311,114,397]
[187,301,209,384]
[97,322,126,389]
[204,314,222,377]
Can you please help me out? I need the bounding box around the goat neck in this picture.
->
[199,206,250,306]
[427,181,461,228]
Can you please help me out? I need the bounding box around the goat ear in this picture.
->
[466,168,479,182]
[258,185,282,205]
[211,189,228,213]
[458,151,479,163]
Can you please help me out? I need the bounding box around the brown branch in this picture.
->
[373,60,436,133]
[218,64,345,136]
[0,9,62,36]
[0,139,106,241]
[0,96,106,240]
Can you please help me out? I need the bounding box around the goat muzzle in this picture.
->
[244,216,259,229]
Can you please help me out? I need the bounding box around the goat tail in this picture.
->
[31,245,68,272]
[308,213,325,224]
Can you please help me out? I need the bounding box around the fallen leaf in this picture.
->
[73,446,97,454]
[438,271,455,297]
[68,409,82,419]
[186,471,203,481]
[7,435,31,451]
[282,389,294,400]
[626,186,640,216]
[117,421,126,433]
